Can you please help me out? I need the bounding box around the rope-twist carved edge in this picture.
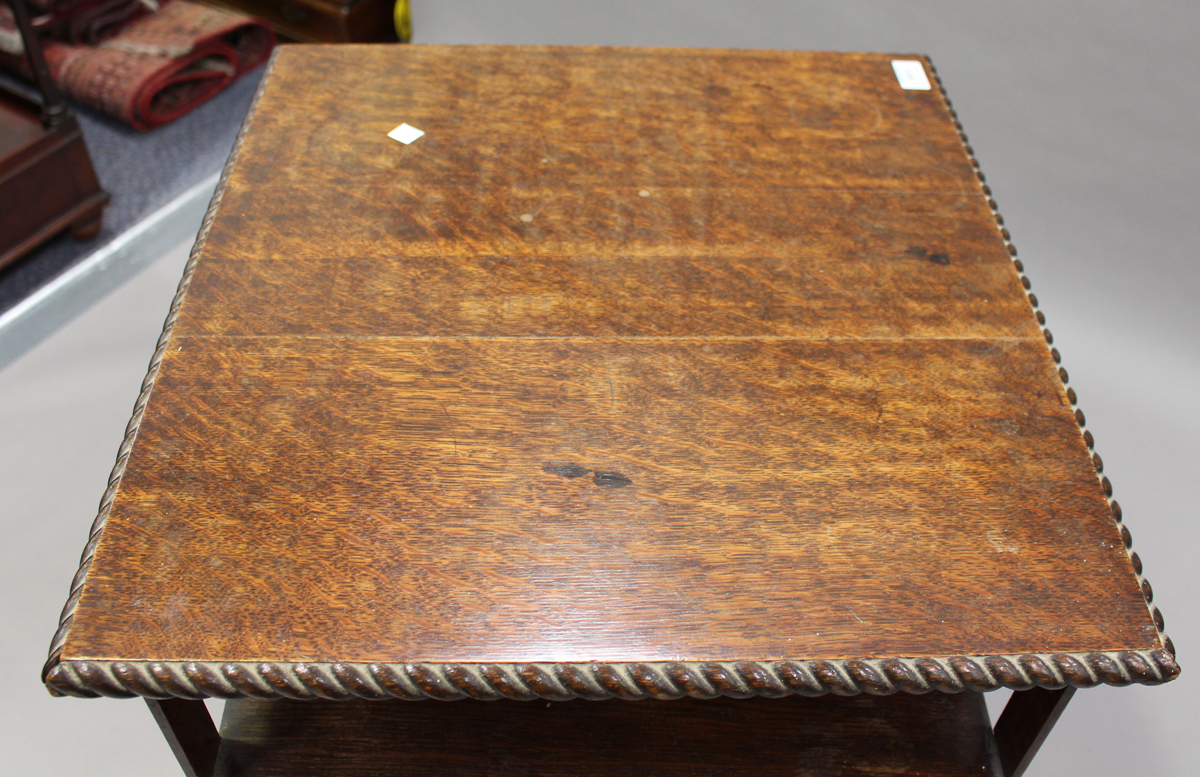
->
[42,56,1179,701]
[41,50,282,685]
[43,651,1180,700]
[925,57,1176,663]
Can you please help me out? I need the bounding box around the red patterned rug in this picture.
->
[1,0,274,130]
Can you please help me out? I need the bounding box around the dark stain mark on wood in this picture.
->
[544,463,632,488]
[905,246,951,265]
[704,84,731,100]
[542,462,591,478]
[593,471,633,488]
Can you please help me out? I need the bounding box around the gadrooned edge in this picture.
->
[924,56,1176,663]
[42,55,1179,700]
[42,651,1181,700]
[41,50,283,684]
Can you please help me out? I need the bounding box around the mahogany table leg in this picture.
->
[993,686,1077,777]
[145,698,221,777]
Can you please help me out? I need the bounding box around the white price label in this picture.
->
[388,123,425,145]
[891,60,931,91]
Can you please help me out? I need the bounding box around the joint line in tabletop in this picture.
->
[170,335,1043,342]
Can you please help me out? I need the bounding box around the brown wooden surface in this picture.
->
[994,687,1077,777]
[1,87,109,270]
[69,336,1146,662]
[215,693,999,776]
[0,98,44,158]
[147,698,222,777]
[178,191,1036,339]
[48,46,1168,695]
[200,0,399,43]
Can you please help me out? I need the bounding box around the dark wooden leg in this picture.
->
[146,698,221,777]
[68,199,107,241]
[993,686,1076,777]
[69,215,102,241]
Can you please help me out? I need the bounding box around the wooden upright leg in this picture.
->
[993,686,1076,777]
[146,698,221,777]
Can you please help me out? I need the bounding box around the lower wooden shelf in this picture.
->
[214,692,1000,776]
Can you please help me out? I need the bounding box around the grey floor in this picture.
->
[0,69,262,318]
[3,2,1197,775]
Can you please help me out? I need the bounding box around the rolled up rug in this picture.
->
[0,0,274,130]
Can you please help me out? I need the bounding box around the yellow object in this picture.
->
[394,0,412,43]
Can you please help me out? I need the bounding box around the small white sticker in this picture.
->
[388,123,425,145]
[891,60,931,91]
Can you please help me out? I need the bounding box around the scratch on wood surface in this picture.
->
[438,401,459,458]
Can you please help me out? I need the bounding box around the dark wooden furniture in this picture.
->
[0,0,109,270]
[199,0,405,43]
[44,45,1177,777]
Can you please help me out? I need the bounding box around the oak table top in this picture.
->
[44,45,1177,704]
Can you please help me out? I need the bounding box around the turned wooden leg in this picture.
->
[146,698,221,777]
[993,686,1076,777]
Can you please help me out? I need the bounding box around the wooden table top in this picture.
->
[45,45,1177,701]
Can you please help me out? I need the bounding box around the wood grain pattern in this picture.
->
[45,45,1172,699]
[213,693,1000,776]
[65,336,1150,663]
[195,47,979,264]
[175,190,1035,339]
[922,57,1173,662]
